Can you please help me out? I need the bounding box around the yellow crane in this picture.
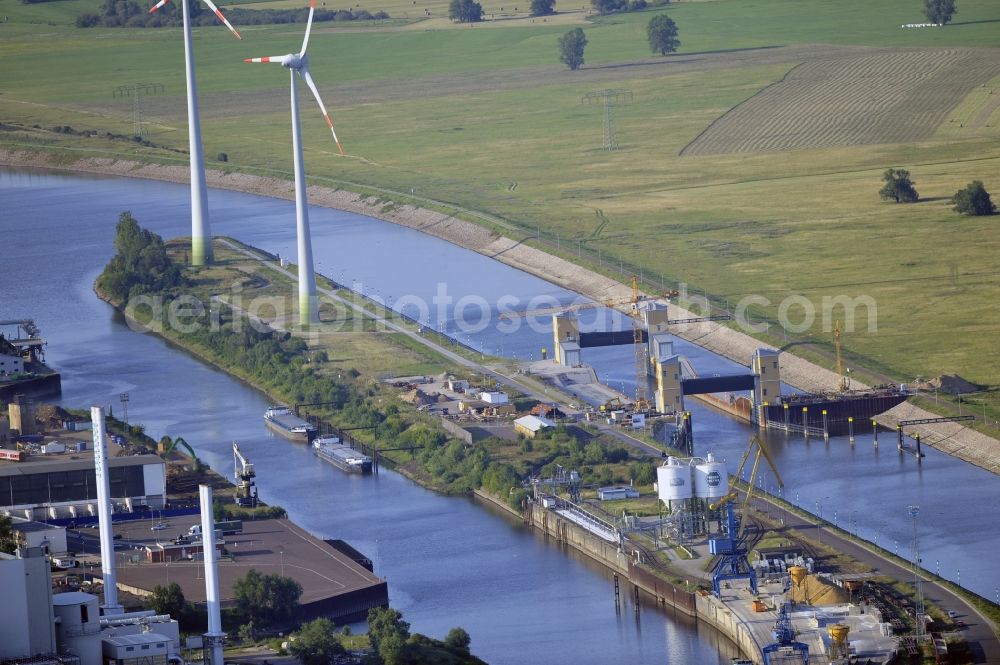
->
[709,435,784,537]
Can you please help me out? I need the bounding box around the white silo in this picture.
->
[53,592,103,665]
[656,457,693,503]
[693,453,729,500]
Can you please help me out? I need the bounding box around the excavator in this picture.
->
[158,436,202,471]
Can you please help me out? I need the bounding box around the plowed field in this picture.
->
[681,48,1000,155]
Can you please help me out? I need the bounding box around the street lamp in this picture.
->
[908,505,924,640]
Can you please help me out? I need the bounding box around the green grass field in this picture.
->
[2,0,1000,423]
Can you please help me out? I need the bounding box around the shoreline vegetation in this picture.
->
[90,211,1000,655]
[94,213,666,509]
[7,149,1000,475]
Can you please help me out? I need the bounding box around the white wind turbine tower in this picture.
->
[245,0,345,325]
[149,0,242,266]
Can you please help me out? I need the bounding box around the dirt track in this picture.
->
[3,146,998,474]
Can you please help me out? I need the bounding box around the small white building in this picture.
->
[0,354,24,375]
[514,415,555,438]
[11,518,68,555]
[598,486,640,501]
[480,391,509,405]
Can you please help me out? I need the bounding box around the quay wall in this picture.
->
[472,489,762,662]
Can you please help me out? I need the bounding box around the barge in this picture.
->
[312,436,373,474]
[264,406,316,443]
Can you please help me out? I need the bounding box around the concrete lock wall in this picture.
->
[473,489,760,661]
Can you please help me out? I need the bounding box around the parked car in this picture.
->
[151,522,168,531]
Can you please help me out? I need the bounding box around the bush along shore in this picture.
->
[94,213,664,511]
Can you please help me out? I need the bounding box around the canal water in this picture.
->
[1,169,740,663]
[1,168,998,628]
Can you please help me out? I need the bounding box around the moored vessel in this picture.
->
[312,436,373,474]
[264,406,316,442]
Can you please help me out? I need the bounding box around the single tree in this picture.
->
[448,0,483,22]
[367,607,411,665]
[924,0,956,25]
[232,568,302,626]
[953,180,996,216]
[147,581,187,619]
[0,515,17,554]
[558,28,588,71]
[444,627,472,653]
[238,620,257,645]
[647,14,680,55]
[530,0,555,16]
[879,168,919,203]
[288,618,346,665]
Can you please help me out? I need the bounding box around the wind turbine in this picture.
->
[245,0,345,325]
[149,0,242,266]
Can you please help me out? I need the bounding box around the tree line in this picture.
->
[77,0,388,29]
[559,12,678,71]
[880,169,995,216]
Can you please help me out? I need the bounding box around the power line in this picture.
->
[113,82,164,139]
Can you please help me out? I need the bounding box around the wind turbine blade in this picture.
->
[244,56,287,63]
[201,0,243,39]
[300,0,316,55]
[148,0,169,13]
[300,67,345,156]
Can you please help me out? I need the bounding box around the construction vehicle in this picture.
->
[158,436,201,471]
[232,442,259,508]
[708,436,784,596]
[599,396,625,413]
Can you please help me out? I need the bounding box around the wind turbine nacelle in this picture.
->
[283,53,306,69]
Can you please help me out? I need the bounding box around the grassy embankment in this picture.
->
[3,0,1000,427]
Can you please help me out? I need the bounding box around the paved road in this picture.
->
[755,495,1000,664]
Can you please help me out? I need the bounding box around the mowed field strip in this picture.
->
[683,48,1000,155]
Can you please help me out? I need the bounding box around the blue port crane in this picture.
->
[708,436,784,597]
[763,602,809,664]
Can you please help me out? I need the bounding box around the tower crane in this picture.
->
[232,442,259,508]
[707,436,784,596]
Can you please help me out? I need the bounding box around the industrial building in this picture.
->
[0,442,166,520]
[514,414,555,438]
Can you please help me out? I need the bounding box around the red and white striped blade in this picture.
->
[300,0,316,55]
[300,67,344,156]
[201,0,242,39]
[148,0,169,14]
[244,56,286,63]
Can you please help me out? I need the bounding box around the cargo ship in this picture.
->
[312,436,373,474]
[0,319,61,400]
[263,406,316,442]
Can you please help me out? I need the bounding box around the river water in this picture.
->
[1,167,998,654]
[1,169,741,664]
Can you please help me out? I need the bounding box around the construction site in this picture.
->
[505,432,963,664]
